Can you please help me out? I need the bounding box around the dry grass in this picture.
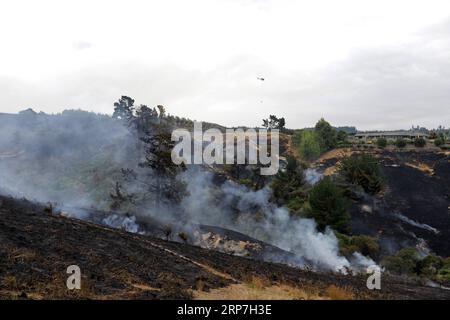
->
[314,148,356,176]
[316,148,354,164]
[7,247,36,262]
[324,285,354,300]
[193,277,357,300]
[193,276,323,300]
[193,283,322,300]
[404,162,434,175]
[2,275,18,290]
[245,276,271,290]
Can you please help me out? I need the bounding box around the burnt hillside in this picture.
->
[1,195,450,299]
[316,149,450,256]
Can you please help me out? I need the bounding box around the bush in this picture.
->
[239,178,254,189]
[271,156,307,209]
[376,138,387,148]
[417,255,444,277]
[315,118,337,151]
[338,154,384,194]
[414,137,426,148]
[434,138,445,147]
[381,247,421,275]
[381,256,416,275]
[395,138,407,148]
[306,177,350,233]
[381,249,450,282]
[337,130,348,145]
[437,258,450,281]
[293,130,321,161]
[336,233,380,259]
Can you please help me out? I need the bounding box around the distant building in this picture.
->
[354,131,429,140]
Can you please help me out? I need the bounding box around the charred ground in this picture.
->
[316,149,450,256]
[1,194,450,300]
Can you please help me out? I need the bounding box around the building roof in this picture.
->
[355,131,429,138]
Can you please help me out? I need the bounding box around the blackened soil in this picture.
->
[1,195,450,299]
[381,151,450,256]
[327,150,450,256]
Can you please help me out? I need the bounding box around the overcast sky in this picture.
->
[0,0,449,129]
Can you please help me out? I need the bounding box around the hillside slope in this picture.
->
[1,195,450,300]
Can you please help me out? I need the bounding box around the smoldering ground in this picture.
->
[0,110,374,272]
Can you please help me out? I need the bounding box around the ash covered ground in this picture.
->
[2,194,450,300]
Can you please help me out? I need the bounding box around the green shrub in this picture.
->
[435,257,450,281]
[271,156,307,208]
[306,177,350,233]
[397,247,421,262]
[336,130,348,145]
[376,138,387,148]
[381,256,417,275]
[293,130,321,161]
[382,249,450,281]
[414,137,426,148]
[336,233,380,259]
[437,267,450,281]
[239,178,254,188]
[434,137,445,147]
[381,247,421,275]
[417,255,444,277]
[315,118,338,151]
[395,138,407,148]
[338,154,384,194]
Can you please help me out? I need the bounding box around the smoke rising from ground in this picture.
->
[0,110,139,208]
[304,168,324,185]
[0,110,374,272]
[180,169,374,271]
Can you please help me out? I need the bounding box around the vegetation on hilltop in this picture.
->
[292,118,349,162]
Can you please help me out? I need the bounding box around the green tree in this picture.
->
[414,137,426,148]
[271,156,306,210]
[434,134,446,147]
[137,130,187,209]
[262,115,286,130]
[395,138,407,148]
[111,97,187,211]
[294,130,321,161]
[376,138,387,148]
[381,247,421,275]
[338,154,384,194]
[336,233,380,260]
[336,130,348,144]
[112,96,135,120]
[306,177,350,233]
[314,118,337,151]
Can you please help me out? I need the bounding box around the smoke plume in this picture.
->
[0,110,374,272]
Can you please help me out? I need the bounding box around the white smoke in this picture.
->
[180,169,375,272]
[102,214,144,234]
[304,168,323,185]
[394,212,439,234]
[0,111,376,273]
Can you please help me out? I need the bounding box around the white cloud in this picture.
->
[0,0,449,129]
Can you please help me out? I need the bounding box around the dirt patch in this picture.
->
[314,148,355,176]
